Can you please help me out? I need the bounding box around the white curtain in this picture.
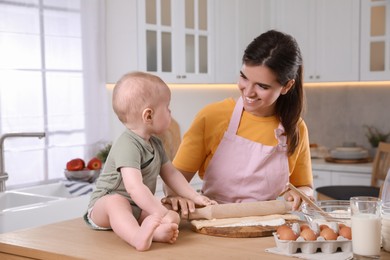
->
[0,0,109,188]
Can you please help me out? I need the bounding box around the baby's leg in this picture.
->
[152,210,180,243]
[91,194,161,251]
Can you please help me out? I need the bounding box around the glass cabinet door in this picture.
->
[361,0,390,80]
[139,0,213,83]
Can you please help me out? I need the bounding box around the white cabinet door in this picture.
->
[214,0,272,83]
[360,0,390,81]
[106,0,214,83]
[332,172,371,186]
[312,170,332,198]
[213,0,239,83]
[270,0,359,82]
[138,0,215,83]
[105,0,139,83]
[315,0,360,82]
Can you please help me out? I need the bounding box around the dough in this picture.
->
[191,214,300,229]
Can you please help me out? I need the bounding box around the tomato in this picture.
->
[87,157,102,170]
[66,158,85,171]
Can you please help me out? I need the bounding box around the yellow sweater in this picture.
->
[173,98,313,187]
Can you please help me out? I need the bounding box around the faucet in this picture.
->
[0,132,46,192]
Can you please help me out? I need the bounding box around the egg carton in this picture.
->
[272,233,352,254]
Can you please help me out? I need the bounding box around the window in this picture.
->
[0,0,109,189]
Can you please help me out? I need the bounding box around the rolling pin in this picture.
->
[188,200,293,220]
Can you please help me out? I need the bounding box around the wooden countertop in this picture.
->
[0,218,291,260]
[1,218,390,260]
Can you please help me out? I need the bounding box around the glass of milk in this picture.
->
[381,169,390,252]
[350,196,381,259]
[382,202,390,252]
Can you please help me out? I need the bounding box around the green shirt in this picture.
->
[88,129,169,210]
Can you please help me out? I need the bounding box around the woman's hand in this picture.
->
[283,186,314,211]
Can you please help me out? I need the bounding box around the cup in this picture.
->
[350,196,381,259]
[382,202,390,252]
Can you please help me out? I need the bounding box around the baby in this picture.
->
[84,71,216,251]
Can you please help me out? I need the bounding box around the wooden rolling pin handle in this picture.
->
[188,200,293,220]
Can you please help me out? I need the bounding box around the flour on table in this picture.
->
[191,214,300,229]
[215,218,285,227]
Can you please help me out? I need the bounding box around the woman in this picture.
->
[163,30,313,216]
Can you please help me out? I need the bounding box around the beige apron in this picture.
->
[201,97,289,204]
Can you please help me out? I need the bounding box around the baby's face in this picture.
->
[151,87,171,135]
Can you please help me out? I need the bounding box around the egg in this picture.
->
[300,228,318,241]
[329,222,339,233]
[300,224,310,231]
[276,225,298,240]
[319,224,329,231]
[320,227,338,240]
[338,223,346,229]
[339,226,352,240]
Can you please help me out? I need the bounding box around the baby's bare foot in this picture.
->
[132,215,161,251]
[153,223,179,243]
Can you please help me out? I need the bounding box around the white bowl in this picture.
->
[334,147,363,152]
[330,149,369,160]
[64,169,100,183]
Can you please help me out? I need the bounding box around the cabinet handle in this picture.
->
[182,75,186,79]
[316,75,320,79]
[309,75,313,79]
[176,75,182,79]
[313,175,319,179]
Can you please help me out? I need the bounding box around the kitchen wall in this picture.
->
[107,83,390,152]
[303,83,390,150]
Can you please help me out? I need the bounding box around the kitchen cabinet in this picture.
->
[214,0,272,83]
[105,0,271,84]
[360,0,390,81]
[332,171,372,186]
[106,0,216,83]
[311,159,372,198]
[270,0,360,82]
[312,169,332,198]
[137,0,214,83]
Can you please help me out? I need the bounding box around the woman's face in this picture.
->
[238,64,287,117]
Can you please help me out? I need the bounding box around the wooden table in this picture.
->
[0,218,389,260]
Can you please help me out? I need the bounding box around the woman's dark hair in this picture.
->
[242,30,304,155]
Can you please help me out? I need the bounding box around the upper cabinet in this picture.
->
[270,0,360,82]
[106,0,215,83]
[138,0,214,83]
[213,0,272,83]
[106,0,387,84]
[105,0,271,84]
[360,0,390,81]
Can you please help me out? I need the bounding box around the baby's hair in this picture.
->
[112,71,168,124]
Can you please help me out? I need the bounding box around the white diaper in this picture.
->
[84,207,111,231]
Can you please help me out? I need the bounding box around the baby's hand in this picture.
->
[193,194,218,206]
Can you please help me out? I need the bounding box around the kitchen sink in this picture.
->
[0,191,61,212]
[0,182,92,234]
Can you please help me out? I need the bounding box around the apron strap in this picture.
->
[226,97,243,134]
[227,97,288,148]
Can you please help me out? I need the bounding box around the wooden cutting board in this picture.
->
[325,157,372,164]
[190,219,304,238]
